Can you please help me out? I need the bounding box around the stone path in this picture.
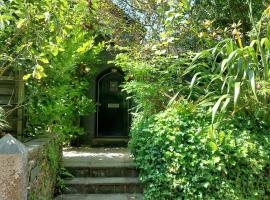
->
[55,147,143,200]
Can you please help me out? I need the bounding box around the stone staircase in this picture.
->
[55,147,143,200]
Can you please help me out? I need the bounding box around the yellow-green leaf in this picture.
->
[209,141,218,151]
[16,18,26,29]
[39,58,49,64]
[23,74,32,81]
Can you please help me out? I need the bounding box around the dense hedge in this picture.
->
[130,101,270,199]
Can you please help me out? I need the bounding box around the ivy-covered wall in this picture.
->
[25,136,62,200]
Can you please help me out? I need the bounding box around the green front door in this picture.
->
[96,69,129,137]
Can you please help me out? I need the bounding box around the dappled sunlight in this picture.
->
[64,151,130,159]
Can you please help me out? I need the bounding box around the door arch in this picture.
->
[96,68,129,137]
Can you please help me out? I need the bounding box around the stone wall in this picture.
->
[0,134,61,200]
[25,136,62,200]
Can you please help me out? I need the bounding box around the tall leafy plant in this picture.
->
[189,3,270,125]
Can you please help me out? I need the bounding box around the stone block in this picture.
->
[0,134,28,200]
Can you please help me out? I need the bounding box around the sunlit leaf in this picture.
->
[248,69,258,101]
[212,94,229,123]
[234,82,241,109]
[209,141,218,151]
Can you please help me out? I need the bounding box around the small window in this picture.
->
[110,81,118,92]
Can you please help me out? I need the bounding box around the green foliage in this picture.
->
[0,0,104,140]
[192,0,269,37]
[113,2,270,199]
[115,53,193,114]
[25,32,103,140]
[0,0,94,75]
[130,102,270,199]
[187,4,270,125]
[0,106,7,132]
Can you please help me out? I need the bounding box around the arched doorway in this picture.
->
[96,68,129,137]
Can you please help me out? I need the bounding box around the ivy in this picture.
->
[130,102,270,199]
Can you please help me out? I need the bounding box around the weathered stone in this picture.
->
[55,193,144,200]
[0,134,28,200]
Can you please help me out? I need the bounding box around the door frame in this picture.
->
[95,68,129,138]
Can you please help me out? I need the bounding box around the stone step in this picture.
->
[63,177,143,194]
[91,138,129,147]
[66,166,139,177]
[55,193,143,200]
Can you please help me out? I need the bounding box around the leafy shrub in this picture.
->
[115,53,193,114]
[0,0,103,141]
[130,101,270,199]
[25,33,103,140]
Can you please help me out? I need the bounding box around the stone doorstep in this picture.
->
[55,193,143,200]
[65,177,140,185]
[63,161,137,168]
[91,138,129,147]
[66,166,139,178]
[63,177,143,194]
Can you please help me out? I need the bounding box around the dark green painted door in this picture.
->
[97,70,129,137]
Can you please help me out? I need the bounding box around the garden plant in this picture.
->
[1,0,270,199]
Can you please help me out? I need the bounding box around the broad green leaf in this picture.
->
[245,46,257,63]
[212,94,229,123]
[234,82,241,109]
[226,39,234,54]
[248,70,258,101]
[221,58,229,73]
[209,141,218,151]
[221,97,231,112]
[192,50,211,62]
[261,38,270,50]
[250,39,259,47]
[188,72,201,99]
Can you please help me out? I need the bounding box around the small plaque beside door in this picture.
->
[108,103,120,108]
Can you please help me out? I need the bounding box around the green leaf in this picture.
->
[209,141,218,151]
[261,38,270,50]
[39,58,49,64]
[212,94,229,123]
[52,46,59,56]
[16,18,26,29]
[248,69,258,101]
[221,58,229,73]
[167,92,179,107]
[188,72,201,99]
[250,39,259,47]
[234,82,241,110]
[221,97,231,112]
[219,131,225,143]
[213,156,221,163]
[192,50,211,62]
